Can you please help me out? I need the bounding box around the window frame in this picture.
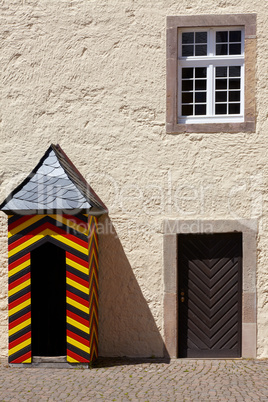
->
[166,14,256,133]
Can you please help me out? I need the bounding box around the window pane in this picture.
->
[229,78,240,89]
[182,45,194,57]
[216,67,227,77]
[182,80,193,91]
[216,31,228,42]
[215,104,227,114]
[229,103,240,114]
[182,92,193,103]
[216,91,227,102]
[229,43,241,55]
[216,44,228,55]
[182,32,194,44]
[195,80,206,90]
[229,91,240,101]
[182,105,193,115]
[195,68,207,78]
[229,31,241,42]
[229,66,241,77]
[195,32,207,43]
[195,92,206,103]
[195,104,206,115]
[216,79,227,90]
[195,45,207,56]
[182,68,194,79]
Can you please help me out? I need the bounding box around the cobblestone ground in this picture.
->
[0,358,268,401]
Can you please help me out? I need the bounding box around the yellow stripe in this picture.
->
[23,357,31,363]
[55,234,88,255]
[8,215,45,238]
[67,297,89,314]
[9,338,31,356]
[88,231,99,253]
[8,229,88,258]
[67,355,79,363]
[66,257,89,275]
[66,277,89,295]
[88,271,98,295]
[66,316,89,334]
[8,259,30,278]
[8,234,45,258]
[67,336,89,354]
[8,279,30,297]
[9,298,31,317]
[89,248,98,271]
[9,318,31,337]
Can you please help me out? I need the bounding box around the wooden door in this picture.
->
[178,233,242,358]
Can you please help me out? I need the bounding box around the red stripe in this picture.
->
[9,311,31,330]
[8,215,35,232]
[9,330,31,350]
[66,252,88,268]
[63,214,89,226]
[67,329,89,347]
[66,270,89,289]
[9,292,30,311]
[9,253,30,271]
[67,348,89,363]
[66,290,89,308]
[8,222,88,251]
[67,309,89,328]
[9,272,30,290]
[10,350,31,364]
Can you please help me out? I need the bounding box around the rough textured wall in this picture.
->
[0,0,267,358]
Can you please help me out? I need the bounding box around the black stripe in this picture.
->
[8,214,27,226]
[9,344,31,363]
[9,325,31,344]
[67,303,89,322]
[9,285,31,304]
[47,216,88,242]
[67,323,89,342]
[66,264,89,283]
[9,305,31,324]
[8,266,30,285]
[8,216,48,245]
[72,213,88,224]
[67,343,90,361]
[66,284,89,302]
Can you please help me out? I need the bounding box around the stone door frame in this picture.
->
[163,219,257,358]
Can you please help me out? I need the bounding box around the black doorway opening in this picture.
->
[31,242,66,356]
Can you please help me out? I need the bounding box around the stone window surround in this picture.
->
[163,219,257,358]
[166,14,257,133]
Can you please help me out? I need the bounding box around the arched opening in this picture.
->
[31,242,66,356]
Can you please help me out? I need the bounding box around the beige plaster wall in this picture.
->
[0,0,267,358]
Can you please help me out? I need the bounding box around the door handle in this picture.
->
[180,290,185,302]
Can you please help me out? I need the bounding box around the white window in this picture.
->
[178,28,244,124]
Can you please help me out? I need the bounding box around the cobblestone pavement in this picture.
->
[0,358,268,401]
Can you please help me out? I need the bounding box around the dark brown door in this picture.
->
[178,233,242,358]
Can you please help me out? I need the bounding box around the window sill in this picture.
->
[166,120,255,134]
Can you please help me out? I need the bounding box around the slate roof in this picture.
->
[0,144,107,215]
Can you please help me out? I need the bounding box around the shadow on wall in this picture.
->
[98,215,170,362]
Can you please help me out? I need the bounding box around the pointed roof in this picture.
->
[0,144,107,215]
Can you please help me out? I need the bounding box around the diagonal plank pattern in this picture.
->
[8,213,99,364]
[178,233,242,358]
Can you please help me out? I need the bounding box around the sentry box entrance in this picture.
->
[0,144,107,366]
